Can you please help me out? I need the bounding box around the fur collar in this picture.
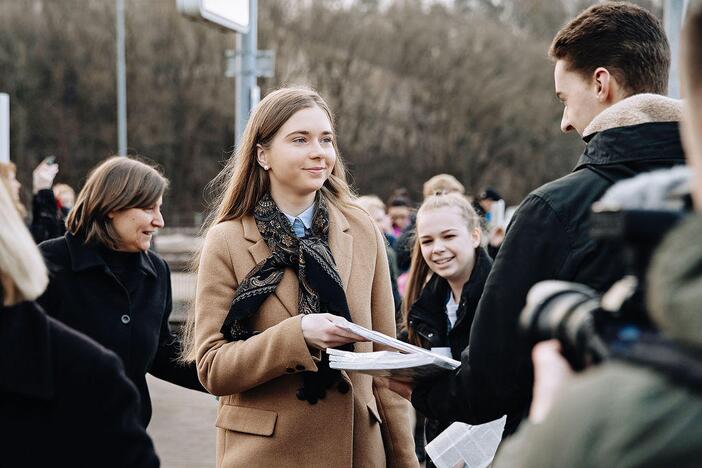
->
[583,93,682,138]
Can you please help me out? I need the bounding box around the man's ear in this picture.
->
[593,67,616,104]
[256,144,269,170]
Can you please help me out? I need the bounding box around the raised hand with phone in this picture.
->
[32,156,59,194]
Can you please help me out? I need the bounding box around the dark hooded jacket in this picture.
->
[411,94,687,437]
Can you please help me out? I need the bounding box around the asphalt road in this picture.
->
[147,375,218,468]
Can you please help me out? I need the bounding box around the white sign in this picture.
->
[176,0,249,33]
[0,93,8,163]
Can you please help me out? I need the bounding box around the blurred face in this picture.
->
[388,206,411,231]
[6,170,21,201]
[54,187,75,209]
[478,198,493,213]
[257,105,336,202]
[417,206,481,285]
[108,197,164,252]
[367,205,390,232]
[554,60,603,135]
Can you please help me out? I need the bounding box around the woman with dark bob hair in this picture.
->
[38,156,205,427]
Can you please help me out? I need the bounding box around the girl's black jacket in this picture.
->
[407,247,492,362]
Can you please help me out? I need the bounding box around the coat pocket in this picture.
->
[215,404,278,437]
[367,397,383,424]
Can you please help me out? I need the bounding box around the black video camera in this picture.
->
[519,168,692,370]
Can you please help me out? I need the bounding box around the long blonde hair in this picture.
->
[181,86,355,361]
[402,192,481,348]
[0,179,48,306]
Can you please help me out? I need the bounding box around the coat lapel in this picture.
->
[242,215,298,317]
[327,202,353,292]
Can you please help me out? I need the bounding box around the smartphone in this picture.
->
[490,199,506,229]
[44,155,56,165]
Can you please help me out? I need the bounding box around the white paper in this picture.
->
[336,322,460,368]
[425,417,506,468]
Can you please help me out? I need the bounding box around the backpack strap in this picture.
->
[612,334,702,392]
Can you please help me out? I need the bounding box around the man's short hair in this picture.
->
[549,2,670,96]
[683,3,702,107]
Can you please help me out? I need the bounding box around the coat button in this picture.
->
[121,314,131,324]
[337,381,350,394]
[295,364,305,371]
[285,367,295,373]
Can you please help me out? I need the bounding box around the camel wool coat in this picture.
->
[195,200,419,468]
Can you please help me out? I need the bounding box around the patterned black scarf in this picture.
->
[220,193,353,404]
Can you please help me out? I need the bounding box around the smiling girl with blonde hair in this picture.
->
[402,192,493,450]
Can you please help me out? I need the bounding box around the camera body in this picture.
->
[520,168,692,370]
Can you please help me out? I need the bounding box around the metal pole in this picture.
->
[116,0,128,155]
[0,93,9,163]
[235,0,258,146]
[664,0,690,99]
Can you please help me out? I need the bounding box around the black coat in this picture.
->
[38,233,205,426]
[412,121,686,436]
[0,301,159,468]
[407,247,492,361]
[30,188,66,244]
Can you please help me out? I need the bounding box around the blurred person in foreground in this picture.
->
[493,6,702,466]
[37,156,205,428]
[0,178,159,467]
[390,2,687,437]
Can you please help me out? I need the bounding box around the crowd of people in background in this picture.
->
[2,2,702,467]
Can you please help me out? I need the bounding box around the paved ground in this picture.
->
[147,375,218,468]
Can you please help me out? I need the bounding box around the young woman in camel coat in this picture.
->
[185,87,418,467]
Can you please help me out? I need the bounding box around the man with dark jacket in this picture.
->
[403,3,686,436]
[492,7,702,465]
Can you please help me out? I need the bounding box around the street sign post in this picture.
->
[0,93,9,163]
[176,0,249,33]
[177,0,274,145]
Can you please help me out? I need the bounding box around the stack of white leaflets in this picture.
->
[326,322,461,382]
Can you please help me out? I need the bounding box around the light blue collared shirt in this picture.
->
[283,203,315,238]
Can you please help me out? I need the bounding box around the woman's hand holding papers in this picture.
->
[301,314,366,350]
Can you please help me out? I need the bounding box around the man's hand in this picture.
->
[529,340,574,423]
[300,314,365,349]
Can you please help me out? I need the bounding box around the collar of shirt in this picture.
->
[283,202,315,230]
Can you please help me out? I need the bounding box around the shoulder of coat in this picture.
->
[340,202,378,236]
[38,236,70,265]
